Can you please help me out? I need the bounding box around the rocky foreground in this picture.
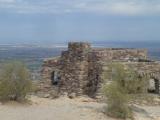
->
[0,96,160,120]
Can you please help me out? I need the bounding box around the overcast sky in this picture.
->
[0,0,160,44]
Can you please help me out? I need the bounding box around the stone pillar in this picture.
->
[86,51,104,97]
[58,42,91,96]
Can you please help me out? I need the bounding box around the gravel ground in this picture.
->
[0,96,112,120]
[0,96,160,120]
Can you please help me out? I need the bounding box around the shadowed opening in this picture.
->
[51,71,60,85]
[148,78,160,94]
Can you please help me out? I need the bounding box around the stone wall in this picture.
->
[123,61,160,94]
[92,48,147,61]
[41,42,158,97]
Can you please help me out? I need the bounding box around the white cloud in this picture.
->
[0,0,15,3]
[73,1,160,15]
[0,0,160,15]
[108,2,144,15]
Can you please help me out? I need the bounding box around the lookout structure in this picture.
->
[41,42,160,97]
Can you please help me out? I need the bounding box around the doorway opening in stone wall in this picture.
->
[51,71,59,85]
[154,79,160,94]
[148,78,160,94]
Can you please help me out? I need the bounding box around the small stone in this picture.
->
[44,94,50,98]
[68,93,76,99]
[63,92,68,97]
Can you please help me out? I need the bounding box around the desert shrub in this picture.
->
[103,82,132,119]
[102,63,133,119]
[124,70,149,94]
[0,61,32,102]
[103,62,149,94]
[102,62,150,119]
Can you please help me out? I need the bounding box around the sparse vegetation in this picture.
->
[103,81,133,119]
[122,69,149,94]
[0,61,33,102]
[102,62,149,119]
[103,63,149,94]
[102,63,133,119]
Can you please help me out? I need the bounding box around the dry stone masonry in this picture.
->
[41,42,160,97]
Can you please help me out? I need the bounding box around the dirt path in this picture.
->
[0,96,112,120]
[0,96,160,120]
[133,105,160,120]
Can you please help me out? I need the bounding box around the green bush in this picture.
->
[0,61,32,102]
[102,63,133,119]
[103,62,149,94]
[124,70,148,94]
[102,62,149,119]
[103,82,132,119]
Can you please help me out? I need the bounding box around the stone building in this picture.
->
[41,42,160,97]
